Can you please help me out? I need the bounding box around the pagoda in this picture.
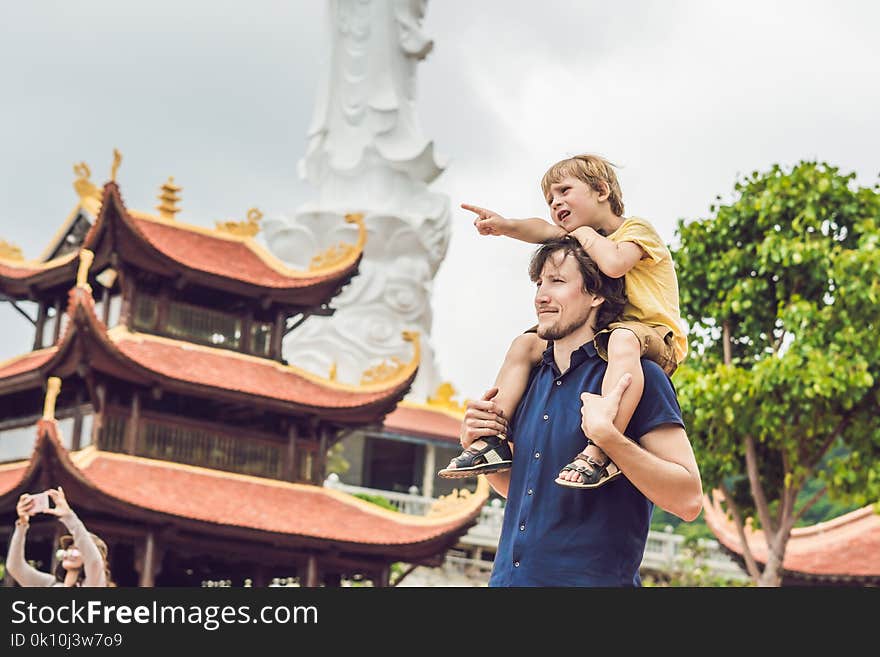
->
[702,491,880,587]
[0,161,487,586]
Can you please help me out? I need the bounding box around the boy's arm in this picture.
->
[570,226,645,278]
[462,204,565,244]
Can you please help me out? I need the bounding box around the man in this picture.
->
[461,237,702,586]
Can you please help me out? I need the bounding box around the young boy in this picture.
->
[438,154,687,488]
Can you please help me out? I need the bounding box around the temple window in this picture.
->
[250,321,273,356]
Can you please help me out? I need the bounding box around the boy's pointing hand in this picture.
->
[462,203,509,236]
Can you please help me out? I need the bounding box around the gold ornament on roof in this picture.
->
[427,487,475,517]
[43,377,62,421]
[215,207,263,237]
[361,357,406,386]
[156,176,182,220]
[76,249,94,292]
[359,331,420,386]
[309,213,367,271]
[73,162,102,203]
[427,382,466,413]
[110,148,122,182]
[0,239,24,261]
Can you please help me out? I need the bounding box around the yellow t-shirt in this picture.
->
[608,217,688,363]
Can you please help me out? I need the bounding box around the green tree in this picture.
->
[672,161,880,586]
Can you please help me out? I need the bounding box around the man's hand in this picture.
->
[459,387,508,450]
[462,203,511,237]
[580,373,631,447]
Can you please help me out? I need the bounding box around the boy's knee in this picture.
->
[508,332,545,365]
[607,328,641,360]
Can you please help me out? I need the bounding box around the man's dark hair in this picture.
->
[528,236,627,332]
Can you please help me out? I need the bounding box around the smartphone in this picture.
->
[30,491,50,514]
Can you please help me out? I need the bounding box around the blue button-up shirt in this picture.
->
[488,340,685,587]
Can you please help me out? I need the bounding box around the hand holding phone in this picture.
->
[29,491,51,514]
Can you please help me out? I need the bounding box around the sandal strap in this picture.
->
[450,437,509,468]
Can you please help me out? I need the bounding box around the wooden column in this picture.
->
[314,426,328,485]
[286,425,298,482]
[52,298,63,344]
[241,309,253,354]
[33,302,47,350]
[119,273,134,330]
[71,388,84,451]
[421,443,436,499]
[136,531,161,587]
[124,391,140,454]
[101,286,111,326]
[251,566,268,588]
[375,564,390,588]
[271,310,285,361]
[93,383,106,447]
[156,287,170,333]
[303,555,319,587]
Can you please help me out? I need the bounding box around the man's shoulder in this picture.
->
[628,358,683,438]
[641,358,675,391]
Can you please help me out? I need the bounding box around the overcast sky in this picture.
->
[1,1,878,404]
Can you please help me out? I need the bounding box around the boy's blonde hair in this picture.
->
[540,154,625,216]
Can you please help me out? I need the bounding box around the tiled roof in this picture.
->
[110,328,416,411]
[131,216,352,290]
[0,420,488,550]
[0,349,56,379]
[702,491,880,580]
[0,252,77,280]
[382,403,463,444]
[0,182,362,300]
[94,182,363,291]
[0,285,418,422]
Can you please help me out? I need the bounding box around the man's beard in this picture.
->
[536,309,593,341]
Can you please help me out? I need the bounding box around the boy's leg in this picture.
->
[556,327,644,487]
[439,332,545,477]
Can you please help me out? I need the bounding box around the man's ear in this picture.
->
[590,294,605,309]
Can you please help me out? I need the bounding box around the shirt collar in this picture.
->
[541,339,599,370]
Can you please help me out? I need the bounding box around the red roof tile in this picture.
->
[131,217,353,290]
[0,421,488,549]
[0,463,27,492]
[383,404,463,444]
[703,492,880,579]
[112,331,413,410]
[0,285,418,422]
[0,261,47,279]
[0,349,56,379]
[0,182,361,301]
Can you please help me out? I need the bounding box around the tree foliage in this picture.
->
[671,161,880,585]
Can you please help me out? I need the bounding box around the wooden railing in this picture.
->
[100,411,284,479]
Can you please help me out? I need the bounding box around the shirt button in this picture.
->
[514,561,520,568]
[543,414,549,420]
[534,452,540,459]
[556,380,561,386]
[527,488,534,495]
[519,524,525,531]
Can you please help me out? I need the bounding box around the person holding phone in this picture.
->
[6,487,110,587]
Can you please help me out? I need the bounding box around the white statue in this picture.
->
[263,0,450,399]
